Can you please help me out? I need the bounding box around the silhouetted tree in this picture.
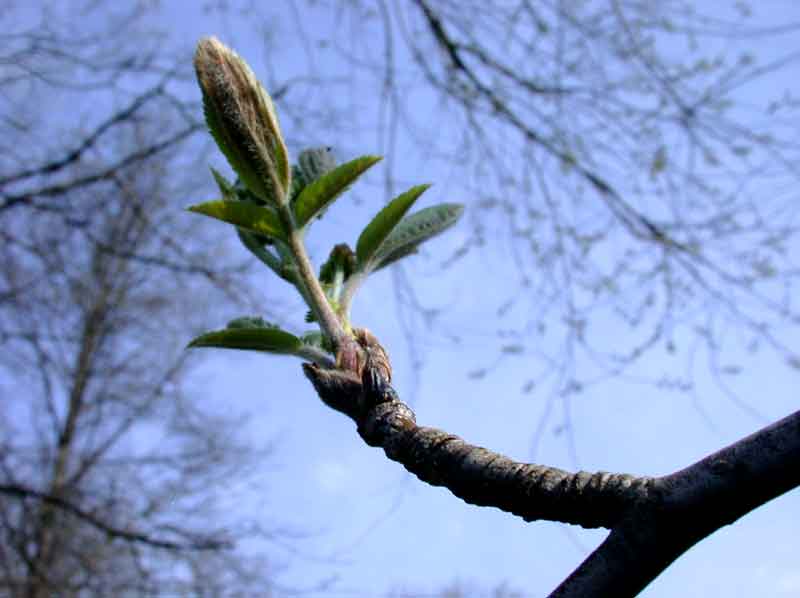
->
[0,4,275,595]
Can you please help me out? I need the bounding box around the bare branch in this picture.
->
[303,331,800,596]
[0,484,229,552]
[552,408,800,597]
[410,0,682,251]
[0,82,169,187]
[0,124,200,213]
[304,333,655,529]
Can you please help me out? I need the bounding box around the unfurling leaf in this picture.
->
[210,167,236,199]
[194,37,291,204]
[372,203,463,270]
[293,155,382,229]
[237,230,286,277]
[288,147,338,202]
[297,147,337,185]
[319,244,357,284]
[188,200,286,241]
[355,184,430,266]
[188,326,302,354]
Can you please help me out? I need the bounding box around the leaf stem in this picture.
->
[279,205,350,352]
[296,345,336,368]
[339,271,367,324]
[237,230,283,275]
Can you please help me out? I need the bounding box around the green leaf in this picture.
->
[288,165,305,202]
[319,243,356,284]
[372,203,464,270]
[201,92,275,204]
[293,155,382,229]
[355,184,430,266]
[300,330,333,353]
[237,230,287,277]
[187,327,302,354]
[289,147,338,206]
[226,316,275,330]
[188,200,286,240]
[297,146,337,184]
[210,167,235,199]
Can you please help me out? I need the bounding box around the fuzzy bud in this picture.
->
[194,37,291,204]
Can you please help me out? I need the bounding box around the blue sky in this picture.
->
[137,2,800,596]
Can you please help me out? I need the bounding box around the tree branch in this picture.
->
[0,483,230,552]
[0,83,167,187]
[552,408,800,596]
[303,329,800,596]
[0,125,200,212]
[303,331,655,529]
[410,0,685,252]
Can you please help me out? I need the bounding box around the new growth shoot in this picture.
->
[188,37,463,375]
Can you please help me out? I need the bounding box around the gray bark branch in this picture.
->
[303,336,655,529]
[303,333,800,597]
[552,408,800,596]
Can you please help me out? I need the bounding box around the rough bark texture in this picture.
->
[303,332,800,597]
[552,409,800,597]
[304,332,655,529]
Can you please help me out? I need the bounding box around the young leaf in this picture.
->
[188,200,286,241]
[187,327,302,354]
[293,155,382,229]
[288,164,305,202]
[233,177,268,206]
[372,203,464,270]
[199,88,268,200]
[210,167,236,199]
[355,184,430,266]
[289,147,338,207]
[297,146,337,184]
[237,230,287,277]
[194,37,291,204]
[319,244,357,284]
[226,316,275,329]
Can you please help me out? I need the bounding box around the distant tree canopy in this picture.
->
[272,0,800,409]
[0,5,275,595]
[2,1,799,596]
[187,30,800,598]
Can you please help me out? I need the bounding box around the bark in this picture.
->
[23,260,113,598]
[303,332,800,597]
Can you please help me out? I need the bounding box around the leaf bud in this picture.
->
[194,37,291,204]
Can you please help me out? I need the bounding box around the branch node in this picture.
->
[358,400,417,448]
